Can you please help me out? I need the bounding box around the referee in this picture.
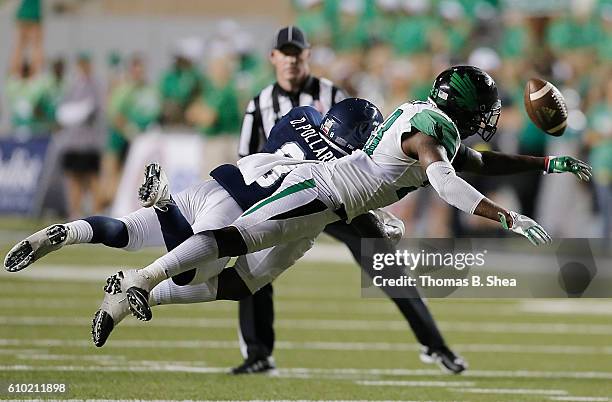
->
[232,26,465,375]
[238,26,344,156]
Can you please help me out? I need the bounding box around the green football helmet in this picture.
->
[429,65,502,141]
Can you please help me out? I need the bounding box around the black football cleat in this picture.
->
[92,310,115,347]
[230,356,277,375]
[420,346,467,374]
[126,286,152,321]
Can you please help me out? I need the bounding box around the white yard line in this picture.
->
[454,387,567,395]
[1,337,611,355]
[356,380,476,387]
[2,400,441,402]
[0,296,520,316]
[0,266,114,281]
[2,315,612,336]
[12,353,126,362]
[520,300,612,316]
[1,361,609,401]
[1,362,611,380]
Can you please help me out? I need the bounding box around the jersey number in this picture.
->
[363,108,404,156]
[256,142,306,188]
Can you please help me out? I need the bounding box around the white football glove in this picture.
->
[498,211,552,246]
[369,209,405,245]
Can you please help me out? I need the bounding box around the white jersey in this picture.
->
[323,100,462,220]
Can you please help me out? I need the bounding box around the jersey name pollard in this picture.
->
[211,106,346,210]
[325,100,461,220]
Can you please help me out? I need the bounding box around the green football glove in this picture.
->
[499,211,552,246]
[545,156,593,182]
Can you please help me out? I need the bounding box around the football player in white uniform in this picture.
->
[6,99,410,350]
[101,66,591,325]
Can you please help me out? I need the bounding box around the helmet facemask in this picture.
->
[461,99,501,141]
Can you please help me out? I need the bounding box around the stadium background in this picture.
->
[0,0,611,401]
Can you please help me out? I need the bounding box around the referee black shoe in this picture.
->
[230,356,277,375]
[420,346,467,374]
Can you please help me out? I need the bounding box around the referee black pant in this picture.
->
[237,220,448,361]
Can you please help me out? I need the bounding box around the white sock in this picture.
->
[64,220,93,245]
[139,260,170,289]
[150,277,218,305]
[161,232,219,277]
[140,231,218,289]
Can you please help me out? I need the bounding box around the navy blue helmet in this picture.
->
[319,98,383,154]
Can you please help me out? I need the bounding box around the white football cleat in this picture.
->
[4,224,69,272]
[92,272,130,347]
[138,163,171,210]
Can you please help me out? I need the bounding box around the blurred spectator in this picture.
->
[56,53,104,219]
[295,0,333,45]
[213,19,271,111]
[389,0,434,56]
[6,0,48,137]
[334,0,371,52]
[6,49,65,136]
[102,55,161,207]
[186,43,241,177]
[537,86,591,237]
[352,41,391,112]
[106,50,124,95]
[585,75,612,241]
[596,1,612,64]
[40,57,67,131]
[5,58,49,136]
[12,0,44,78]
[159,38,204,125]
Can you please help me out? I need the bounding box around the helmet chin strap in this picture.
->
[319,133,349,156]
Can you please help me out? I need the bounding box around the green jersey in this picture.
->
[6,75,51,133]
[197,80,240,137]
[159,67,202,108]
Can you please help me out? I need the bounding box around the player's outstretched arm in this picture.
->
[403,133,551,246]
[453,144,592,181]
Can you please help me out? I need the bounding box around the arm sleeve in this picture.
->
[425,160,485,214]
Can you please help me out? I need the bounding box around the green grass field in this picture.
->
[0,237,611,401]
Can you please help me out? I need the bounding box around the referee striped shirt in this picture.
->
[238,75,346,157]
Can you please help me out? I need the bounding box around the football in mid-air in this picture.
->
[523,78,568,136]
